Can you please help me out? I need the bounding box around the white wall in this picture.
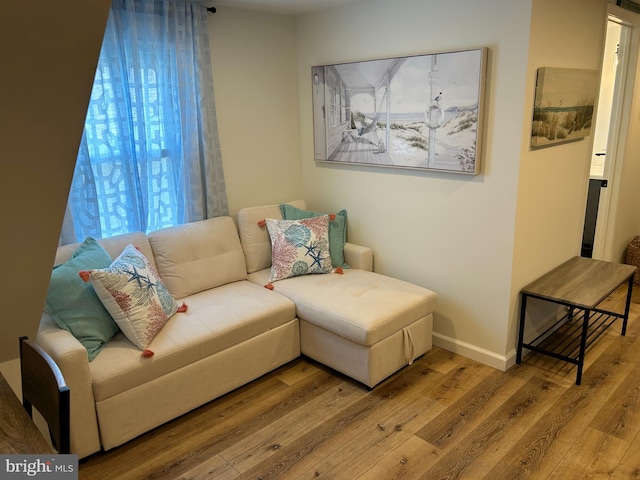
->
[296,0,533,365]
[208,8,304,216]
[0,0,111,364]
[510,0,608,355]
[513,0,607,277]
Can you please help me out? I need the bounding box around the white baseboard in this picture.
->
[432,332,518,372]
[432,305,567,372]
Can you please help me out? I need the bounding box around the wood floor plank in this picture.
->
[423,358,498,406]
[419,346,467,375]
[174,454,239,480]
[356,435,440,480]
[610,429,640,480]
[418,375,565,480]
[589,350,640,442]
[312,378,446,478]
[415,367,531,450]
[219,377,364,473]
[164,370,347,478]
[275,359,322,386]
[233,357,442,479]
[545,427,629,480]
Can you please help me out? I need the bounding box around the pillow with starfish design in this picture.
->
[80,244,181,351]
[265,215,332,283]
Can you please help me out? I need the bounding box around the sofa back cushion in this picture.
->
[55,232,153,267]
[237,200,306,274]
[148,216,247,299]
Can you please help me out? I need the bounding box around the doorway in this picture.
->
[581,18,630,259]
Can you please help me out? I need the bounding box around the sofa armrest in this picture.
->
[36,314,101,459]
[344,242,373,272]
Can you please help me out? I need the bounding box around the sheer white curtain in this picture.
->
[61,0,227,244]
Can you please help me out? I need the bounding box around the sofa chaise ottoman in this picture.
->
[237,203,437,388]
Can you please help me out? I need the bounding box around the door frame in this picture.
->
[593,6,639,260]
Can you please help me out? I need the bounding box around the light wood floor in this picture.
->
[79,285,640,480]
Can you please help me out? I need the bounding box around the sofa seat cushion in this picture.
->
[247,269,437,347]
[88,280,296,402]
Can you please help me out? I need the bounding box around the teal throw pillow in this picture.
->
[44,237,119,361]
[280,204,348,268]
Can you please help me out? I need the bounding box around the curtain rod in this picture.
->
[207,6,216,13]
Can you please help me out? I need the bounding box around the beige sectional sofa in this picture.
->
[36,201,437,459]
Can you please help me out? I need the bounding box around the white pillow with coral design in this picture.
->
[265,215,333,283]
[81,244,184,351]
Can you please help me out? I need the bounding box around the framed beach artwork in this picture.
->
[312,48,488,175]
[531,67,599,148]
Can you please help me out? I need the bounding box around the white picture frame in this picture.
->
[312,47,488,175]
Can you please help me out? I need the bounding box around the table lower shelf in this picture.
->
[520,308,621,367]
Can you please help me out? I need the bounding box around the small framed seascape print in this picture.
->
[531,67,599,149]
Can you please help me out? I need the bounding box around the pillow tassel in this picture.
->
[264,283,274,290]
[142,349,154,358]
[78,270,91,282]
[257,219,266,228]
[177,302,188,313]
[329,214,336,221]
[335,267,344,275]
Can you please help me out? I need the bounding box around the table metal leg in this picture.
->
[621,275,634,336]
[516,294,528,364]
[576,308,591,385]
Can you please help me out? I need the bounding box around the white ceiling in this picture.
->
[211,0,364,16]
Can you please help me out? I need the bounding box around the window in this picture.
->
[61,0,227,244]
[341,87,350,124]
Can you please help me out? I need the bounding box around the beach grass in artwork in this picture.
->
[530,67,599,148]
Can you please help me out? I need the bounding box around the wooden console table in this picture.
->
[0,373,53,454]
[516,256,636,385]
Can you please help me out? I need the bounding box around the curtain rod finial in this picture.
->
[207,6,216,13]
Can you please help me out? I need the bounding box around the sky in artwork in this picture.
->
[349,49,483,114]
[535,67,599,108]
